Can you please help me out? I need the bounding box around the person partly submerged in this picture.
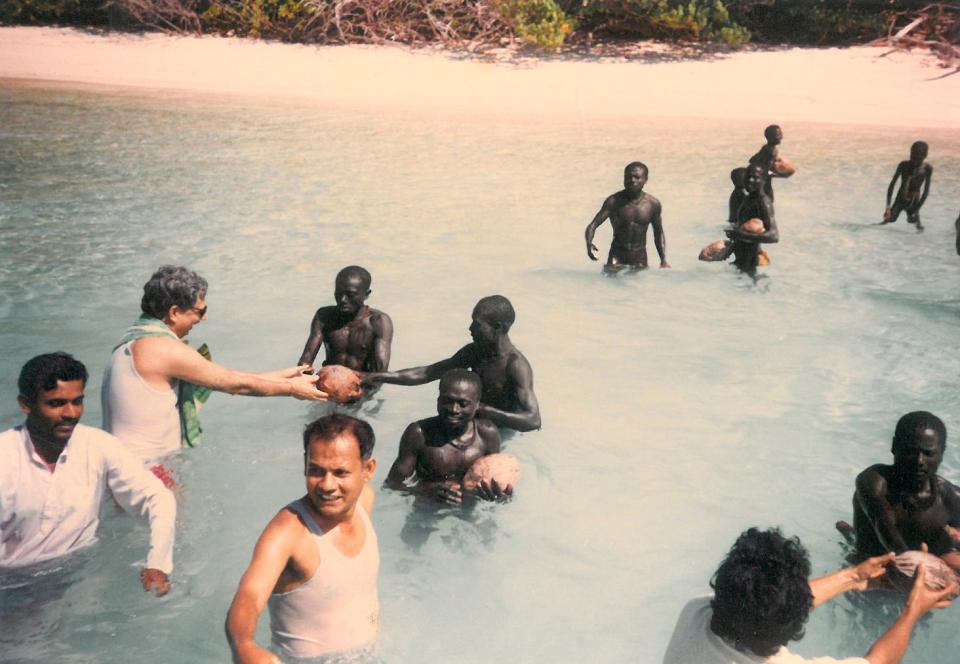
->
[226,414,379,663]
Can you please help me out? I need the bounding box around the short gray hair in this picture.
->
[140,265,208,319]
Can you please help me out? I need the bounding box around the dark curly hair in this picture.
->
[140,265,208,319]
[709,527,813,657]
[18,352,88,404]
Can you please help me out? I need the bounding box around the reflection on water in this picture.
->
[1,80,959,663]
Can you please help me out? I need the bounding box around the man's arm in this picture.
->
[104,438,177,596]
[651,205,669,268]
[585,196,614,261]
[864,547,955,664]
[296,311,325,367]
[370,312,394,372]
[885,163,904,208]
[225,513,297,664]
[135,337,325,401]
[364,346,472,387]
[914,165,932,209]
[477,354,541,432]
[733,195,779,244]
[856,467,909,553]
[809,552,894,608]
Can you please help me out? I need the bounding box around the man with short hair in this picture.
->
[846,411,960,569]
[297,265,393,372]
[385,369,505,506]
[363,295,541,432]
[226,414,379,663]
[880,141,933,232]
[748,124,786,201]
[103,265,327,464]
[663,527,954,664]
[0,353,176,596]
[584,161,670,272]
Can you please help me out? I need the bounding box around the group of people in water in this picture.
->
[0,125,956,663]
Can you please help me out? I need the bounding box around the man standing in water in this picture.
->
[103,265,327,465]
[226,414,378,663]
[584,162,670,272]
[879,141,933,232]
[749,124,785,201]
[363,295,541,432]
[1,353,176,596]
[842,411,960,569]
[385,369,506,507]
[297,266,393,372]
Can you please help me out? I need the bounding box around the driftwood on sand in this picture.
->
[872,2,960,76]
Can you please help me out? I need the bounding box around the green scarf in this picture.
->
[117,314,212,448]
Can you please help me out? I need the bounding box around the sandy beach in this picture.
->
[2,26,958,128]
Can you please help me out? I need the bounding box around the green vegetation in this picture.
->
[1,1,955,54]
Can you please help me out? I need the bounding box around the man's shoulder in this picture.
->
[935,474,960,497]
[855,464,891,492]
[313,306,340,322]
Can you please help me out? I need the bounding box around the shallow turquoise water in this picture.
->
[1,79,959,662]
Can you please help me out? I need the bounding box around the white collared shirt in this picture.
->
[0,424,176,573]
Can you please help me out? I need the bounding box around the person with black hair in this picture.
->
[847,411,960,570]
[226,414,379,663]
[0,353,176,596]
[296,265,394,372]
[879,141,932,232]
[748,124,786,201]
[363,295,541,432]
[663,527,954,663]
[584,162,670,272]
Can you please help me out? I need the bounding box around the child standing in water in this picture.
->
[880,141,933,232]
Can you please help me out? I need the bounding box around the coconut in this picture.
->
[462,453,520,493]
[317,365,363,404]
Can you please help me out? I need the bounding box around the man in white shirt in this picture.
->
[1,352,176,595]
[663,527,955,664]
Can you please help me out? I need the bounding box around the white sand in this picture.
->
[2,26,958,128]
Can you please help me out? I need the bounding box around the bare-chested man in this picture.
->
[584,162,669,272]
[297,266,393,372]
[880,141,933,232]
[843,411,960,570]
[748,124,785,201]
[385,369,506,507]
[363,295,540,433]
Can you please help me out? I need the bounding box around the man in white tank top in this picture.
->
[226,414,379,663]
[102,265,329,465]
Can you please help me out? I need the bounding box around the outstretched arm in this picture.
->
[864,546,956,664]
[651,206,669,268]
[856,468,910,553]
[296,311,325,368]
[809,552,894,608]
[585,196,614,261]
[364,346,471,387]
[477,355,541,432]
[225,515,295,664]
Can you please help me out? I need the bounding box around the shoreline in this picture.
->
[2,26,959,129]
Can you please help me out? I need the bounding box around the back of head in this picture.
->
[336,265,372,290]
[893,411,946,452]
[709,527,812,657]
[141,266,208,319]
[18,352,88,404]
[474,295,516,331]
[303,413,375,460]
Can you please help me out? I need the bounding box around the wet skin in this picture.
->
[853,427,960,568]
[881,146,933,232]
[362,306,540,432]
[297,274,393,372]
[726,165,779,276]
[384,378,502,506]
[585,166,669,270]
[748,125,783,201]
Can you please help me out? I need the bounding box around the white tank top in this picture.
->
[268,499,380,658]
[101,340,181,463]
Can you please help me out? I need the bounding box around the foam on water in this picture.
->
[1,81,959,662]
